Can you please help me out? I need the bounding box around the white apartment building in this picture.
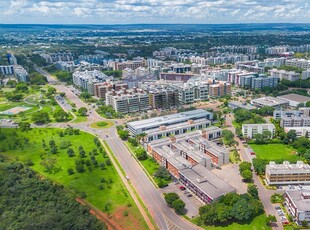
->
[280,116,310,128]
[242,124,275,139]
[105,88,149,114]
[285,59,310,69]
[284,127,310,138]
[13,65,29,82]
[269,69,300,81]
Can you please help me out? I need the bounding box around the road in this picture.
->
[226,114,283,230]
[36,67,200,230]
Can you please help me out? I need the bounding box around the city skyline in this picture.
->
[1,0,310,24]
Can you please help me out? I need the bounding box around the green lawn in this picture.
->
[0,128,148,230]
[197,214,271,230]
[90,121,114,129]
[250,143,299,162]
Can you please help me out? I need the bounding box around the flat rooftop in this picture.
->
[267,161,310,175]
[229,101,257,110]
[180,164,236,200]
[277,94,310,103]
[251,96,289,107]
[127,109,212,131]
[286,190,310,212]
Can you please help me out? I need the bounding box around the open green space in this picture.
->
[250,143,299,162]
[0,128,148,230]
[196,214,271,230]
[90,121,114,129]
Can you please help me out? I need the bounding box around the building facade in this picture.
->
[242,124,275,139]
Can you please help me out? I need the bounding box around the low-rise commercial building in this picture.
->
[127,109,213,135]
[251,96,289,109]
[144,119,213,142]
[277,94,310,107]
[242,124,275,139]
[228,101,257,110]
[285,190,310,225]
[105,88,149,114]
[266,161,310,185]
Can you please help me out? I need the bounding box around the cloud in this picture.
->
[1,0,310,23]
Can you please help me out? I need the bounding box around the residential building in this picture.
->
[302,69,310,80]
[13,65,29,82]
[112,58,146,71]
[148,87,179,109]
[251,76,278,90]
[266,161,310,185]
[105,88,149,114]
[7,53,17,65]
[242,124,275,139]
[209,82,231,98]
[285,59,310,70]
[269,69,300,81]
[273,110,305,120]
[0,65,14,75]
[40,52,74,63]
[55,61,76,72]
[94,82,128,99]
[284,127,310,138]
[280,116,310,128]
[72,70,113,95]
[160,72,195,82]
[251,96,289,109]
[285,190,310,225]
[127,109,213,135]
[277,94,310,107]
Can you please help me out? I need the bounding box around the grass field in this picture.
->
[196,214,271,230]
[90,121,114,129]
[250,143,299,162]
[0,128,148,230]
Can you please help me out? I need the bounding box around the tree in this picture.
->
[287,130,297,143]
[67,148,75,157]
[53,109,69,122]
[78,107,88,116]
[29,72,47,85]
[172,199,185,214]
[135,148,148,160]
[128,137,138,147]
[154,166,171,181]
[15,83,28,92]
[304,149,310,162]
[239,162,252,173]
[241,169,253,182]
[67,168,74,175]
[247,184,259,199]
[31,111,50,124]
[164,192,180,207]
[265,215,276,226]
[5,93,23,102]
[47,87,56,96]
[80,92,91,101]
[253,158,268,175]
[231,199,252,221]
[18,122,31,132]
[222,130,235,146]
[40,157,57,173]
[118,129,129,140]
[6,79,17,88]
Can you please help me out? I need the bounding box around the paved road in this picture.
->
[226,114,283,230]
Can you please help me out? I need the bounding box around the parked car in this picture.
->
[275,206,281,210]
[179,186,186,190]
[184,190,189,194]
[187,194,193,197]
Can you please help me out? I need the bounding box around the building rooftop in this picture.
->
[267,161,310,175]
[242,123,275,128]
[180,164,236,200]
[277,94,310,103]
[251,96,289,107]
[127,109,212,132]
[286,190,310,212]
[229,101,257,110]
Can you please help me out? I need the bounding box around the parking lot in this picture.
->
[55,95,72,112]
[211,163,247,194]
[160,182,202,218]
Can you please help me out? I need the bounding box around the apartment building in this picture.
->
[280,116,310,128]
[93,82,128,99]
[105,88,149,114]
[251,76,278,90]
[40,52,74,63]
[0,65,14,75]
[302,69,310,80]
[242,124,275,139]
[176,83,209,104]
[269,69,300,81]
[113,59,146,71]
[286,190,310,225]
[209,82,232,98]
[13,65,29,82]
[285,59,310,70]
[266,161,310,185]
[72,70,112,95]
[160,72,195,82]
[273,110,305,120]
[148,87,179,109]
[127,109,213,135]
[284,127,310,138]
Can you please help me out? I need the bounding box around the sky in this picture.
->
[0,0,310,24]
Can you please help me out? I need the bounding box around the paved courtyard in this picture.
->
[211,163,248,194]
